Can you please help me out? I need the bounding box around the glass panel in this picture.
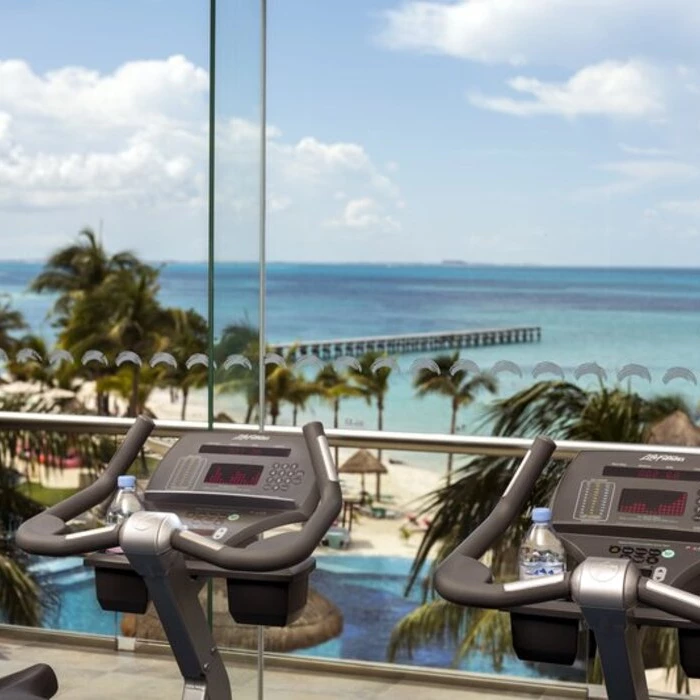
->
[0,0,209,421]
[259,0,700,694]
[211,0,263,427]
[0,0,209,645]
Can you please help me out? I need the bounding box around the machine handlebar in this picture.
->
[16,418,342,572]
[434,436,563,607]
[170,422,342,571]
[16,416,155,556]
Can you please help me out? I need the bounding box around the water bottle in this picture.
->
[519,507,567,580]
[105,476,144,552]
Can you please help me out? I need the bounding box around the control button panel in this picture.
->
[263,463,305,492]
[607,543,670,574]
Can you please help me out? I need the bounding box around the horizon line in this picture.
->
[1,258,700,271]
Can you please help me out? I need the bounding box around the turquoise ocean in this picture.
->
[2,262,700,468]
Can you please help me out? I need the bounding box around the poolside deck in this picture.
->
[0,627,586,699]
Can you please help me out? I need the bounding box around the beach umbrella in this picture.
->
[647,410,700,447]
[339,449,388,501]
[120,578,343,653]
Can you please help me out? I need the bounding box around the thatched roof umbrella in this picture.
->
[339,449,388,501]
[120,578,343,653]
[648,410,700,447]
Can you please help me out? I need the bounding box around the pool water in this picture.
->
[30,557,120,637]
[29,554,582,681]
[297,556,543,677]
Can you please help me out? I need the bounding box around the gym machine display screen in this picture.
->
[617,489,687,517]
[198,444,292,457]
[203,463,264,486]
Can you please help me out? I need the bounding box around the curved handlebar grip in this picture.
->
[434,553,570,607]
[171,421,342,571]
[638,578,700,626]
[16,416,155,556]
[434,436,559,607]
[452,436,556,561]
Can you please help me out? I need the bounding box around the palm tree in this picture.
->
[413,352,498,485]
[349,351,393,464]
[0,393,84,626]
[60,266,172,417]
[6,334,58,390]
[0,298,26,357]
[215,319,260,423]
[389,380,689,683]
[315,364,363,465]
[262,347,319,426]
[162,308,209,420]
[30,228,141,325]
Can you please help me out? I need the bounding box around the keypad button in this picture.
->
[289,464,298,473]
[632,556,645,564]
[634,547,648,555]
[280,483,289,491]
[291,475,303,485]
[609,545,621,554]
[212,527,228,541]
[263,485,271,491]
[622,547,634,554]
[693,514,700,522]
[649,548,661,556]
[653,567,667,582]
[272,485,280,491]
[646,556,659,565]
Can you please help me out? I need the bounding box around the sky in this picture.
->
[1,0,700,265]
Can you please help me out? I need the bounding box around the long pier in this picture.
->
[273,326,541,361]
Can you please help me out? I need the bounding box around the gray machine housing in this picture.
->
[511,448,700,674]
[87,430,323,627]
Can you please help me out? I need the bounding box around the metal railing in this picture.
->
[1,411,699,461]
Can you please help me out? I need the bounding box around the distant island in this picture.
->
[440,259,497,267]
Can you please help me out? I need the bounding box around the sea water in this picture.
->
[2,261,700,465]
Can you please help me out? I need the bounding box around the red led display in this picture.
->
[204,463,263,486]
[618,489,687,517]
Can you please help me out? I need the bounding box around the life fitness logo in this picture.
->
[236,434,271,441]
[640,453,685,463]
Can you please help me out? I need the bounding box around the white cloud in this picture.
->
[661,199,700,216]
[0,56,208,130]
[577,159,698,198]
[0,56,402,250]
[469,61,664,119]
[378,0,700,67]
[619,143,671,157]
[325,197,402,232]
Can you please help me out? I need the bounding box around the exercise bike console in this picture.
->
[16,417,342,700]
[434,439,700,700]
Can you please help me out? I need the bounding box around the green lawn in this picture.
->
[17,482,79,507]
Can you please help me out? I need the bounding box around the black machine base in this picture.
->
[510,603,700,679]
[86,552,316,628]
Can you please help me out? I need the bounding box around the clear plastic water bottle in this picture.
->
[106,475,144,526]
[519,507,567,580]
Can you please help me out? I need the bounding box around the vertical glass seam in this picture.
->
[207,0,217,432]
[258,0,268,432]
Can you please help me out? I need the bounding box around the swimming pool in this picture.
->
[28,554,582,680]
